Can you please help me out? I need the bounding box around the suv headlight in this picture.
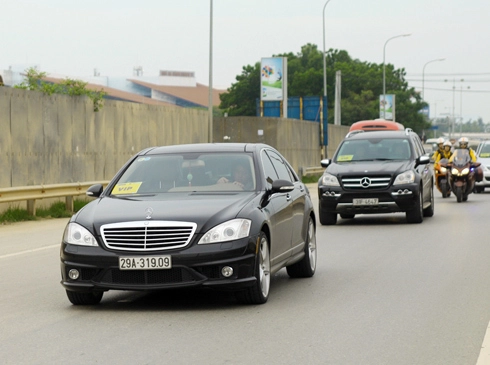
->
[320,172,340,186]
[63,223,98,246]
[393,170,415,185]
[198,219,251,244]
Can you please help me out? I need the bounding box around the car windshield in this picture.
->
[110,152,256,195]
[336,138,411,162]
[478,144,490,158]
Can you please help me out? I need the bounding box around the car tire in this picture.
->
[406,188,423,224]
[423,184,434,217]
[286,217,317,278]
[66,290,103,305]
[236,232,270,305]
[319,209,337,225]
[474,186,484,193]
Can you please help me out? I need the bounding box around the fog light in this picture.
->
[221,266,234,277]
[68,269,80,280]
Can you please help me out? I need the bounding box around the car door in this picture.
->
[412,135,433,202]
[260,150,293,268]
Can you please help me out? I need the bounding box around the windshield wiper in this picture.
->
[110,194,156,200]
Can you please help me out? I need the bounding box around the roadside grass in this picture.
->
[302,174,322,184]
[0,199,88,224]
[0,176,321,224]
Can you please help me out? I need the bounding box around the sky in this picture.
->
[2,0,490,123]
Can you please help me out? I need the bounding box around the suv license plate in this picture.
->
[119,256,172,270]
[353,198,379,206]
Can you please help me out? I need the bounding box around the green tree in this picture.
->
[15,67,107,111]
[219,63,260,116]
[219,44,431,134]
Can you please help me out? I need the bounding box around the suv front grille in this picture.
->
[341,176,391,189]
[101,221,197,252]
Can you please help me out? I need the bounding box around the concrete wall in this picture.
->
[0,87,349,190]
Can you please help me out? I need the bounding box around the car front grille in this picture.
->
[101,221,197,252]
[341,176,391,189]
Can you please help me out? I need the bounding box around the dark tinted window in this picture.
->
[266,150,294,182]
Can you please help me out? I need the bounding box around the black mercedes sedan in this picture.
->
[60,143,316,305]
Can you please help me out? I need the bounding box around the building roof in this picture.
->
[42,76,177,107]
[128,79,225,107]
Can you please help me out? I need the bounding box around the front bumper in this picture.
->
[60,235,259,293]
[318,183,420,215]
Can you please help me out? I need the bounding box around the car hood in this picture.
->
[326,160,413,176]
[477,157,490,166]
[74,192,259,235]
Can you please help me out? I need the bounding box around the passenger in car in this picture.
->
[218,163,253,189]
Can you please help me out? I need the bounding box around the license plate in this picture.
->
[353,198,379,206]
[119,256,172,270]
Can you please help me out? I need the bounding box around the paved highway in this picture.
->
[1,186,490,364]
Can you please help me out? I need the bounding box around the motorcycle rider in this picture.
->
[431,137,446,162]
[450,137,477,162]
[434,140,453,164]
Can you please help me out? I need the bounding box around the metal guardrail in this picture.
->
[299,166,325,178]
[0,181,110,215]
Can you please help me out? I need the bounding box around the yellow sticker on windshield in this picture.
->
[480,153,490,158]
[337,155,354,161]
[112,182,142,195]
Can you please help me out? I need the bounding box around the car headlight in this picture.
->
[320,172,340,186]
[393,170,415,185]
[63,223,98,246]
[198,219,251,244]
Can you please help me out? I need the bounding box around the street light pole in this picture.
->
[382,33,411,119]
[322,0,332,99]
[208,0,213,143]
[422,58,445,100]
[321,0,332,160]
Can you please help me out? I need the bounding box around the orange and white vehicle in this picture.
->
[348,119,404,133]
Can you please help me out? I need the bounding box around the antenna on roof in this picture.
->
[133,66,143,77]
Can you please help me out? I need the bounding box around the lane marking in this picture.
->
[0,244,59,259]
[477,321,490,365]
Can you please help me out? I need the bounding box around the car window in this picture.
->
[265,150,294,182]
[411,134,425,158]
[112,152,256,194]
[261,150,279,188]
[479,143,490,157]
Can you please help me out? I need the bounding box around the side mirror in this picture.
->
[320,159,332,168]
[271,179,295,194]
[417,155,430,165]
[86,184,104,198]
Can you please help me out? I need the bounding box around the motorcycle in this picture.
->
[440,149,481,203]
[434,158,451,198]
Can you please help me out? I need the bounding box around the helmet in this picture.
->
[458,137,469,148]
[443,141,452,148]
[437,137,445,145]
